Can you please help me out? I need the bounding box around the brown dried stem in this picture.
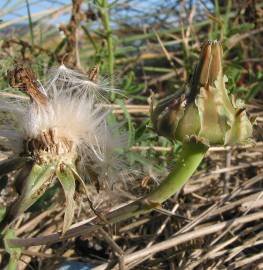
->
[59,0,84,67]
[7,66,48,106]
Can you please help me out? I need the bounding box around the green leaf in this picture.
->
[28,183,59,212]
[135,119,150,141]
[0,207,6,223]
[228,23,254,35]
[4,229,22,270]
[25,0,34,46]
[70,166,89,195]
[116,99,135,147]
[0,175,8,190]
[56,164,76,234]
[15,162,56,216]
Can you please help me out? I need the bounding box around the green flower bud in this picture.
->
[199,40,223,86]
[151,40,253,146]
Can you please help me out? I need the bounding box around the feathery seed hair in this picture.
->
[1,65,127,187]
[0,64,130,232]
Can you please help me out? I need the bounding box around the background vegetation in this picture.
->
[0,0,263,269]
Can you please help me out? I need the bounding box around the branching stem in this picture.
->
[99,0,115,96]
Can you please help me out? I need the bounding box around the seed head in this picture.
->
[0,64,128,232]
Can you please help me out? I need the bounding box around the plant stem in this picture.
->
[25,0,34,47]
[7,140,208,248]
[7,257,17,270]
[100,0,115,95]
[147,140,208,203]
[109,140,208,223]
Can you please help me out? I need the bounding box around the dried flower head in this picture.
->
[0,64,127,233]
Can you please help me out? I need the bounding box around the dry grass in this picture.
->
[1,100,263,269]
[0,0,263,269]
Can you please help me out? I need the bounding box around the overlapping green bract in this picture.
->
[151,41,253,146]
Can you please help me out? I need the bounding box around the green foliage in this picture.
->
[28,183,59,212]
[0,0,261,246]
[4,229,22,270]
[0,207,6,223]
[15,162,56,215]
[56,165,76,234]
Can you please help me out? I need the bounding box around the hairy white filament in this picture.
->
[0,65,127,188]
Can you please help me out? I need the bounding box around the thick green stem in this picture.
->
[147,140,208,203]
[7,141,208,248]
[109,140,208,222]
[7,259,17,270]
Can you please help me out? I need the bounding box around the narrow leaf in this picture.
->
[0,207,6,223]
[70,165,89,195]
[4,229,22,270]
[56,164,76,234]
[14,162,56,216]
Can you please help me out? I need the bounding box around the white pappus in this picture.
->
[0,64,128,191]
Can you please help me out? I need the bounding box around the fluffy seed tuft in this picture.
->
[0,65,127,188]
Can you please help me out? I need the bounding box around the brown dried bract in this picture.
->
[25,128,73,157]
[7,65,48,106]
[88,64,100,82]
